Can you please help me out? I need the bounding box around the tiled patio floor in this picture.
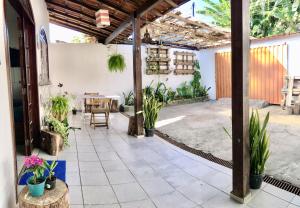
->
[18,113,300,208]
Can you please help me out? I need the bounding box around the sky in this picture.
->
[49,0,211,43]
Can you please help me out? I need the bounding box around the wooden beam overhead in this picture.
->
[164,0,177,7]
[230,0,251,203]
[50,18,104,38]
[105,0,165,44]
[48,9,124,36]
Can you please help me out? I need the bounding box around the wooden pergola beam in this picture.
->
[49,18,105,38]
[230,0,251,203]
[164,0,177,7]
[48,9,128,39]
[105,0,165,44]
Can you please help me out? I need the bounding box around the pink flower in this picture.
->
[24,155,44,168]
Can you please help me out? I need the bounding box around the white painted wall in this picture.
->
[30,0,51,120]
[49,43,195,104]
[0,1,18,207]
[198,34,300,99]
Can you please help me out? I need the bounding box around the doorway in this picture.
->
[4,0,40,156]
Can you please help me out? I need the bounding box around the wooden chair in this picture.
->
[90,98,112,129]
[84,92,99,113]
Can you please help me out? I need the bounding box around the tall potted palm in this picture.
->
[143,95,163,137]
[249,111,270,189]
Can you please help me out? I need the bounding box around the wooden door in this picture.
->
[215,44,287,104]
[19,16,39,155]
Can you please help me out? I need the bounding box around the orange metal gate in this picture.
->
[215,44,287,104]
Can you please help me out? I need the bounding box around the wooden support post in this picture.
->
[132,12,144,136]
[230,0,251,203]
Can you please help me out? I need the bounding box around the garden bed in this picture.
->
[164,96,209,107]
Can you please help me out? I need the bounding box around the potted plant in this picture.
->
[72,107,77,115]
[47,116,70,147]
[249,111,270,189]
[50,95,70,122]
[122,91,134,112]
[108,53,126,72]
[22,155,47,197]
[143,95,163,137]
[45,160,58,190]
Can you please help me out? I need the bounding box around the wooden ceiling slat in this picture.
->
[46,0,193,46]
[46,0,124,25]
[65,0,126,23]
[50,18,105,38]
[49,14,110,35]
[48,9,120,35]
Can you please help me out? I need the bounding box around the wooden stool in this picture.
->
[40,130,63,156]
[19,179,70,208]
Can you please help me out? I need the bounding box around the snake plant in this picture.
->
[143,96,163,129]
[250,110,270,175]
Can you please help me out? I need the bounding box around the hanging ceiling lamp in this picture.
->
[95,9,110,28]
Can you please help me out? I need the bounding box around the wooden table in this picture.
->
[19,179,69,208]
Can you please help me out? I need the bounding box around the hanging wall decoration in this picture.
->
[95,9,110,28]
[39,28,51,85]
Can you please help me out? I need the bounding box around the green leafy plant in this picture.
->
[123,91,134,106]
[191,61,211,98]
[143,95,163,129]
[198,0,300,38]
[45,160,58,180]
[50,96,69,122]
[250,110,270,175]
[108,53,126,72]
[47,117,69,146]
[166,88,176,103]
[176,82,194,99]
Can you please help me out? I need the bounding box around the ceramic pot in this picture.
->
[27,177,46,197]
[145,128,154,137]
[45,176,56,190]
[250,173,263,189]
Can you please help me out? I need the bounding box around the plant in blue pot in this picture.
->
[23,155,47,197]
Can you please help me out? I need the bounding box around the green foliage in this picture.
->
[177,61,210,99]
[50,96,69,122]
[176,82,194,99]
[143,95,163,129]
[143,81,175,104]
[166,88,176,103]
[45,160,58,180]
[123,91,134,106]
[250,110,270,175]
[223,111,271,175]
[198,0,231,28]
[47,116,69,147]
[108,54,126,72]
[198,0,300,38]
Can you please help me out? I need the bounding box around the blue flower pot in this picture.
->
[27,177,46,197]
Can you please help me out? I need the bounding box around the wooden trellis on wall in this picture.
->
[146,46,171,75]
[174,51,196,75]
